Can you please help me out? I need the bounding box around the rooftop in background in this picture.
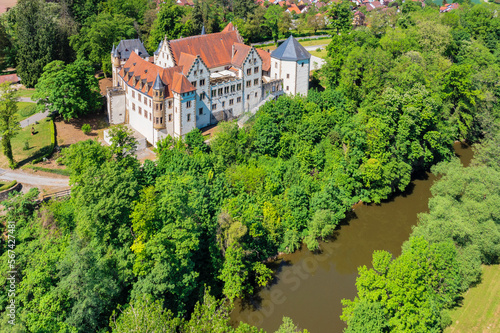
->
[0,74,20,84]
[271,35,311,61]
[114,39,149,60]
[0,0,16,14]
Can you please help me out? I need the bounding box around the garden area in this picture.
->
[0,118,53,168]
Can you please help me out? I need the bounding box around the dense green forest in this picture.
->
[1,1,500,332]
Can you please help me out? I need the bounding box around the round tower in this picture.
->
[111,44,121,86]
[152,73,166,129]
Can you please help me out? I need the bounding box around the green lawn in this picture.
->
[17,88,36,98]
[0,118,52,168]
[16,102,37,122]
[445,264,500,333]
[309,48,328,59]
[261,38,331,52]
[298,38,331,48]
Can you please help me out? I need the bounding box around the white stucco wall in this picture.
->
[107,90,126,125]
[180,91,197,137]
[156,40,176,68]
[241,48,263,115]
[185,58,212,128]
[295,59,310,96]
[210,79,244,120]
[127,88,154,144]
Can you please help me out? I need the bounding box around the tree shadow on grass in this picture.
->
[16,144,52,168]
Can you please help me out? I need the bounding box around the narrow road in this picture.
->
[16,95,50,128]
[18,97,35,103]
[20,110,49,128]
[0,168,69,187]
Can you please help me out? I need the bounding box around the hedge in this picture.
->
[25,166,70,176]
[0,180,17,191]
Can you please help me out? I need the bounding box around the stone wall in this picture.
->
[0,182,22,202]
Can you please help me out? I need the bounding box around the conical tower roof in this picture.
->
[153,73,165,90]
[201,25,206,35]
[270,35,311,61]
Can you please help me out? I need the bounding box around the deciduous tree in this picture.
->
[33,59,102,121]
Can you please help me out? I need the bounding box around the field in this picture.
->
[445,264,500,333]
[0,118,52,168]
[259,38,332,52]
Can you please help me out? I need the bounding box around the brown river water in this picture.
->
[230,143,473,333]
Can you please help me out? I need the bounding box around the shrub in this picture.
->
[19,104,37,118]
[81,124,92,134]
[23,140,29,151]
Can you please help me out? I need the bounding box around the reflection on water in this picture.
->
[230,143,472,333]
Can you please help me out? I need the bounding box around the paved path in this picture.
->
[16,95,51,128]
[310,55,326,70]
[0,168,69,187]
[304,44,327,51]
[20,110,49,128]
[18,97,35,103]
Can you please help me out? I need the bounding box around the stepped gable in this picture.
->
[256,49,271,72]
[271,35,311,61]
[119,52,184,98]
[169,30,243,69]
[154,40,163,55]
[172,72,196,94]
[231,43,251,68]
[116,39,149,60]
[177,52,197,75]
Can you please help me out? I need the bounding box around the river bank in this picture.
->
[230,142,473,332]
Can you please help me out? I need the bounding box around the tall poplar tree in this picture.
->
[0,82,20,168]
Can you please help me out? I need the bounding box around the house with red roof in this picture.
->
[0,74,20,85]
[108,24,311,144]
[287,3,302,14]
[440,3,459,13]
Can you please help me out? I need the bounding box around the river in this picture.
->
[230,143,473,332]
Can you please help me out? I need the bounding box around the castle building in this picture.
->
[107,24,311,146]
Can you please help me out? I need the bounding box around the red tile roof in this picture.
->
[288,4,302,14]
[256,48,271,72]
[365,1,384,11]
[119,52,187,98]
[171,72,196,94]
[231,43,251,68]
[177,52,197,75]
[168,30,243,69]
[0,74,19,84]
[222,22,236,32]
